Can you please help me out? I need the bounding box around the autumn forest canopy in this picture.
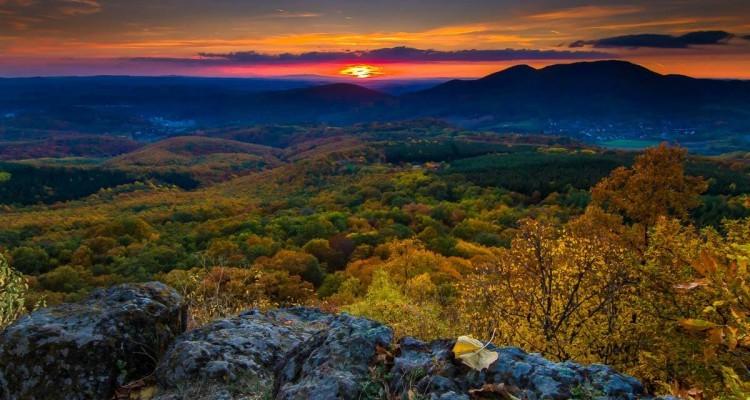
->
[1,119,750,398]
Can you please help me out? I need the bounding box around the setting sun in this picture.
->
[339,64,384,79]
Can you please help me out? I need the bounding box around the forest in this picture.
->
[2,122,750,398]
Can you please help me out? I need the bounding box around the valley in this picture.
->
[2,62,750,399]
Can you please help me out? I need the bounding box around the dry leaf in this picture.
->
[707,327,724,345]
[132,386,156,400]
[469,383,520,399]
[453,335,498,371]
[375,344,393,364]
[678,318,717,332]
[674,279,707,291]
[113,377,156,400]
[725,326,738,350]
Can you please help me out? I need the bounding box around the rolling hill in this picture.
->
[0,133,141,160]
[106,136,284,183]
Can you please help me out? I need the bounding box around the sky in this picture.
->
[1,0,749,79]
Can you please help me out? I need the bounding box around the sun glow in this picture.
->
[339,64,384,78]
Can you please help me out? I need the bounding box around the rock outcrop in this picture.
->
[0,282,187,400]
[154,308,392,400]
[1,282,667,400]
[390,337,648,400]
[155,308,328,397]
[273,312,392,400]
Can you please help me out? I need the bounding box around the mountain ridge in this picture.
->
[3,60,750,136]
[393,59,750,125]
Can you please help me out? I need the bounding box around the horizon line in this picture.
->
[1,60,750,81]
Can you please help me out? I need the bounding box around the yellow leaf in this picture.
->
[457,348,499,371]
[452,335,483,356]
[725,327,738,351]
[730,307,747,322]
[704,345,717,361]
[452,335,499,371]
[679,319,717,332]
[707,327,724,345]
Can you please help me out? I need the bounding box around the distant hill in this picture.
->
[107,136,283,183]
[3,61,750,149]
[398,60,750,126]
[0,76,319,108]
[246,83,393,123]
[0,133,141,160]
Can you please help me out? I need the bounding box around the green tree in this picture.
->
[255,250,324,287]
[205,239,244,266]
[11,246,51,275]
[38,265,92,293]
[303,238,346,272]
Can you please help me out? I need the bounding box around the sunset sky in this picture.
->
[1,0,749,79]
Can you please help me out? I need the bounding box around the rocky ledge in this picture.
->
[1,283,668,399]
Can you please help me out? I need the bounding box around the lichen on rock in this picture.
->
[0,282,186,400]
[153,308,393,400]
[153,308,334,399]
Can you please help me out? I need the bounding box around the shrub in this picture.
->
[1,255,30,328]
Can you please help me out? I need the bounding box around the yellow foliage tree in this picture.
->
[592,143,707,246]
[345,239,467,288]
[345,269,450,339]
[457,209,635,363]
[1,255,29,328]
[632,217,750,397]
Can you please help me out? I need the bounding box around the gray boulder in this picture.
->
[153,308,393,400]
[0,282,186,400]
[274,313,393,400]
[154,308,333,399]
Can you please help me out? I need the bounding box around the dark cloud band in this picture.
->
[128,46,609,65]
[570,30,734,49]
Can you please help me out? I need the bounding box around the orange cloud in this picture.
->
[268,10,321,19]
[1,23,532,57]
[589,17,736,31]
[528,5,642,21]
[0,0,102,34]
[59,0,101,16]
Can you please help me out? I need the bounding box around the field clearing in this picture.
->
[598,139,662,150]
